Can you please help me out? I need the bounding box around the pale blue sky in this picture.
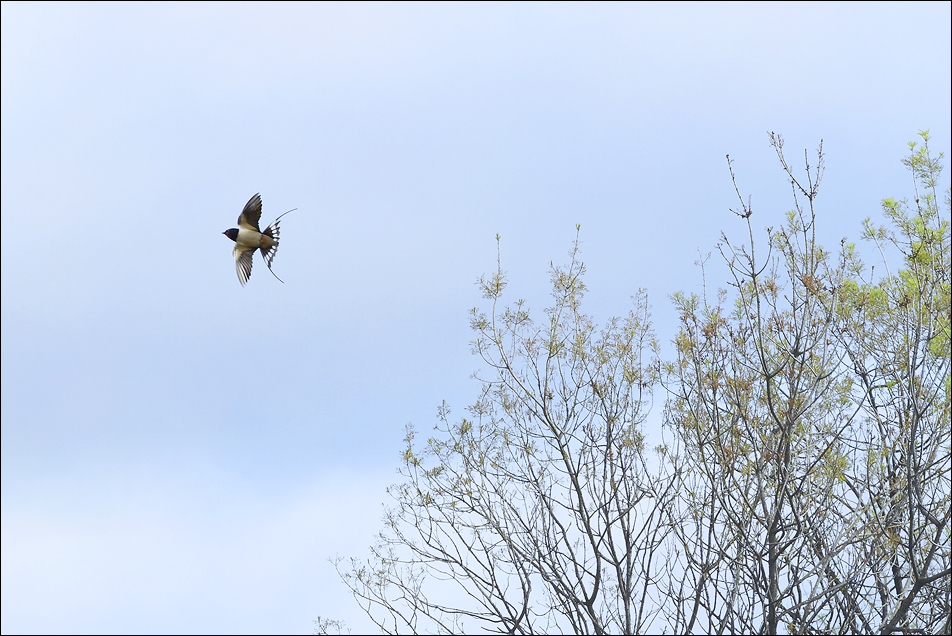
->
[2,2,950,634]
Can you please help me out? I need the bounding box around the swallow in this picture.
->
[222,193,295,286]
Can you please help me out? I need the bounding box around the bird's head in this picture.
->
[223,228,238,242]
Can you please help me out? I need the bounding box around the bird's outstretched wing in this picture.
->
[233,243,256,286]
[237,193,263,231]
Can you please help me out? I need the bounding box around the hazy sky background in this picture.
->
[2,2,950,634]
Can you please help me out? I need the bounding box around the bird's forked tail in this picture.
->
[260,209,296,283]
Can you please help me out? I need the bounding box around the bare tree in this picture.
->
[327,134,950,635]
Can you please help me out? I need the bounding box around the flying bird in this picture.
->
[222,193,295,286]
